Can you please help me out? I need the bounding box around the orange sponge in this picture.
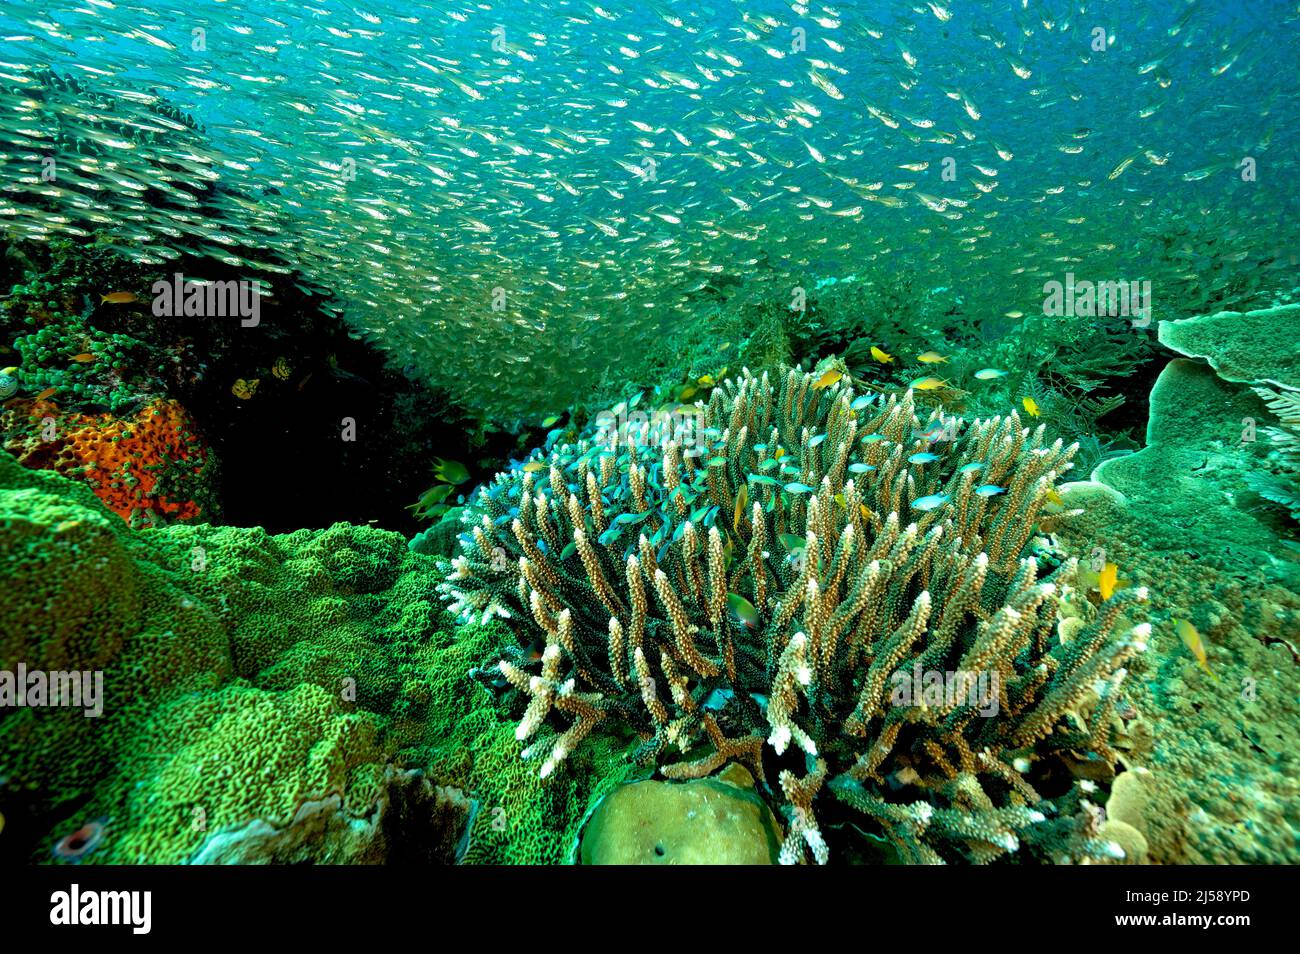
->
[2,397,212,522]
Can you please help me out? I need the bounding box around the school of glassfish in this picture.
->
[0,0,1294,417]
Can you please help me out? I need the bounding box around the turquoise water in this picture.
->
[0,0,1298,870]
[1,0,1296,415]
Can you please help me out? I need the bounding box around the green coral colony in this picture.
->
[1,0,1299,870]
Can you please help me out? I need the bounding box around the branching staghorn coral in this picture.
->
[441,367,1148,864]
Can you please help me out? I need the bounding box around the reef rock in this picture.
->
[1047,306,1300,866]
[580,764,783,865]
[190,770,474,865]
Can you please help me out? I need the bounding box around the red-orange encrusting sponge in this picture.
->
[1,397,212,522]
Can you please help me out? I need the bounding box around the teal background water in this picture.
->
[1,0,1296,414]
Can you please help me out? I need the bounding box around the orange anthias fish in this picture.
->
[1098,562,1120,600]
[71,353,95,363]
[812,368,843,390]
[1175,618,1215,678]
[35,387,59,401]
[100,292,139,304]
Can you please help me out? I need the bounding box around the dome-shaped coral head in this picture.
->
[52,817,109,863]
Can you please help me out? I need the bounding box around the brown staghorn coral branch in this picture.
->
[779,759,829,865]
[440,365,1148,865]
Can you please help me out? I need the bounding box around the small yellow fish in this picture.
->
[1045,488,1064,507]
[35,387,58,401]
[733,483,748,532]
[679,384,699,400]
[870,346,894,363]
[860,503,872,521]
[100,291,139,304]
[71,353,95,363]
[1022,396,1041,417]
[812,368,843,390]
[271,357,292,380]
[1098,562,1122,601]
[1175,618,1215,678]
[697,374,716,387]
[916,351,948,364]
[522,461,547,473]
[232,378,260,400]
[911,376,948,391]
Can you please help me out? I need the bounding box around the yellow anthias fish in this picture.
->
[870,346,894,363]
[232,378,260,400]
[271,357,292,380]
[1022,396,1041,417]
[733,483,748,532]
[1175,618,1215,678]
[916,351,948,364]
[911,376,948,391]
[522,461,547,473]
[1096,562,1131,601]
[812,368,843,390]
[100,291,139,304]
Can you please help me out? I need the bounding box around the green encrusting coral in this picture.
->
[0,450,625,864]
